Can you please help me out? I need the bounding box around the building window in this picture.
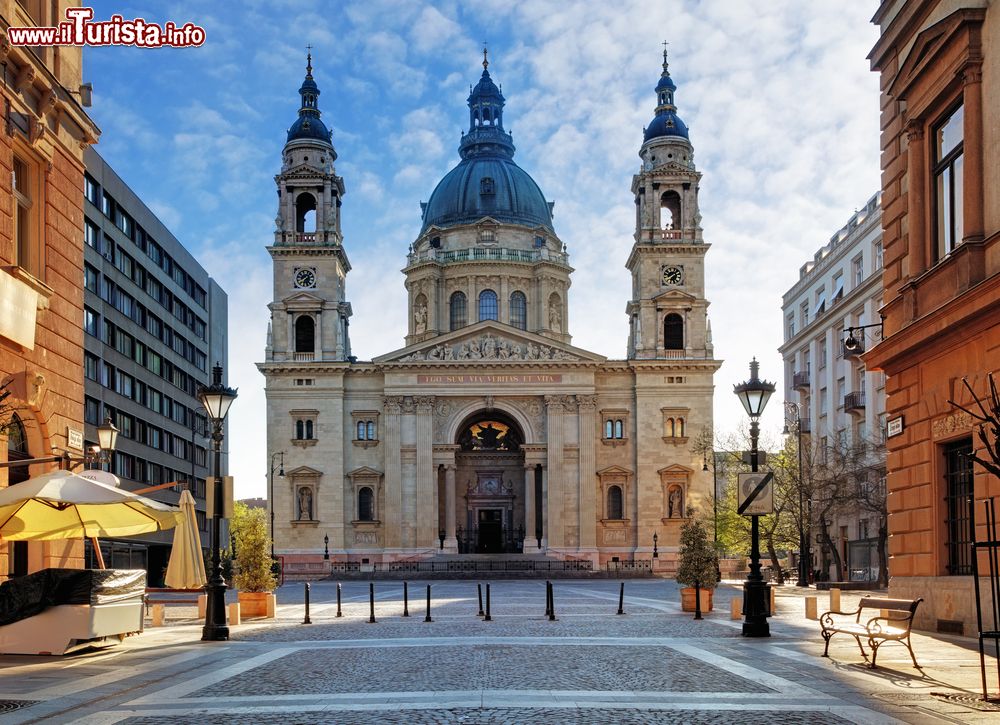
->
[102,191,114,218]
[84,307,99,337]
[84,174,100,206]
[851,255,863,288]
[934,103,964,261]
[832,272,844,302]
[450,291,467,330]
[944,438,973,575]
[12,155,39,277]
[509,291,527,330]
[606,485,624,520]
[294,416,316,441]
[873,241,883,271]
[294,315,315,353]
[786,313,795,339]
[478,227,495,243]
[480,177,494,195]
[479,289,498,321]
[603,419,624,439]
[813,287,827,317]
[663,313,683,350]
[818,338,827,369]
[352,411,380,446]
[358,486,375,521]
[84,264,99,293]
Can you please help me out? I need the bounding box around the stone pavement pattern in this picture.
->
[0,579,997,724]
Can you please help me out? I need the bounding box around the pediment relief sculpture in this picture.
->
[398,332,580,363]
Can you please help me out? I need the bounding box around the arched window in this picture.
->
[7,414,30,485]
[366,421,375,440]
[614,420,623,439]
[607,485,623,520]
[510,291,526,330]
[296,420,304,439]
[305,420,313,439]
[295,192,317,234]
[295,315,315,353]
[660,190,681,230]
[358,486,374,521]
[604,420,613,439]
[667,418,675,437]
[677,418,685,437]
[357,421,366,440]
[664,313,683,350]
[479,289,498,321]
[450,291,467,331]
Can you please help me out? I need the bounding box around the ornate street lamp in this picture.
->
[784,401,810,588]
[96,416,119,459]
[199,363,238,642]
[269,451,285,558]
[652,532,659,559]
[734,358,775,638]
[324,533,330,560]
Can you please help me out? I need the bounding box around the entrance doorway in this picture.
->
[477,509,503,553]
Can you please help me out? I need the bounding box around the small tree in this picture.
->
[231,502,276,593]
[676,518,719,589]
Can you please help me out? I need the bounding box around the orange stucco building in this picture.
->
[0,1,99,579]
[866,0,1000,633]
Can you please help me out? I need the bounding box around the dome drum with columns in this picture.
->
[259,50,720,577]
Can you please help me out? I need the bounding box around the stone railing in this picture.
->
[407,246,569,267]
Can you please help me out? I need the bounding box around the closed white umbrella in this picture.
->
[164,489,206,589]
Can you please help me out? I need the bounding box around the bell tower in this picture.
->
[266,53,352,363]
[626,50,713,361]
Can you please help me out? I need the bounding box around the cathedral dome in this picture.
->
[643,50,689,143]
[420,52,554,233]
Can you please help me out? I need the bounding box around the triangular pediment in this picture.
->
[374,320,606,364]
[597,465,634,477]
[288,465,323,476]
[652,288,698,303]
[652,161,698,176]
[282,291,324,307]
[658,464,694,475]
[347,466,383,479]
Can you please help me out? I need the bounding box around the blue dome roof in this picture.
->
[421,156,553,232]
[643,110,689,141]
[655,74,676,93]
[286,53,332,145]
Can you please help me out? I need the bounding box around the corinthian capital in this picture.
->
[383,396,404,414]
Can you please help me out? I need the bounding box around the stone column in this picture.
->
[905,120,927,278]
[334,308,345,359]
[415,396,436,548]
[577,395,598,555]
[544,395,565,551]
[444,464,458,552]
[314,311,323,361]
[523,463,538,553]
[540,465,549,550]
[286,312,294,357]
[962,63,984,243]
[383,396,403,550]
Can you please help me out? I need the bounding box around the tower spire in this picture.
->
[482,43,489,71]
[306,45,313,79]
[661,41,669,75]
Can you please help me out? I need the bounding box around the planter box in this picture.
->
[680,587,714,612]
[238,591,270,618]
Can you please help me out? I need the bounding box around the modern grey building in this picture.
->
[82,147,227,585]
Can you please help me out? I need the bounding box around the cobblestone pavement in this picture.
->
[0,579,997,724]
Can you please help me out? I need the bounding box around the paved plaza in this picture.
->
[1,579,998,724]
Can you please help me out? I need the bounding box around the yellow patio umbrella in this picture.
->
[0,469,182,551]
[164,489,206,589]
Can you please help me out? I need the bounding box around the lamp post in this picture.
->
[703,449,722,581]
[783,401,809,588]
[323,533,329,560]
[198,363,238,642]
[652,532,659,559]
[734,358,775,638]
[269,451,285,558]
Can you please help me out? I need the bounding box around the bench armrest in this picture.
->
[820,608,861,629]
[864,613,913,634]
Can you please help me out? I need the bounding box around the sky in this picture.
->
[83,0,882,499]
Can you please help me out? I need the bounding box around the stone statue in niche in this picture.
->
[668,487,683,518]
[549,300,562,331]
[414,302,427,334]
[298,486,313,520]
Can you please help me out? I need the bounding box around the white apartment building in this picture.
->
[779,193,886,583]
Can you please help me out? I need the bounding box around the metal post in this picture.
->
[202,419,228,641]
[742,418,770,637]
[303,582,311,624]
[548,581,556,621]
[403,581,409,617]
[544,580,551,617]
[368,582,376,624]
[484,583,492,621]
[336,582,342,617]
[424,584,432,622]
[694,581,702,620]
[617,582,625,615]
[477,583,484,617]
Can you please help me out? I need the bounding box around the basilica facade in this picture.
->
[258,52,721,571]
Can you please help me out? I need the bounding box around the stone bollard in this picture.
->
[769,586,776,614]
[266,593,277,619]
[228,602,241,626]
[805,596,818,620]
[151,603,165,627]
[730,597,741,620]
[197,594,207,619]
[830,588,841,613]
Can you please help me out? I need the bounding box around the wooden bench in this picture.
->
[144,588,204,614]
[820,596,923,669]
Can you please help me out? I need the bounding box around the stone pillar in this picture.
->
[286,312,293,357]
[444,464,458,552]
[415,396,436,549]
[334,309,345,359]
[540,465,548,550]
[544,395,565,551]
[577,395,598,555]
[314,311,323,361]
[383,396,403,550]
[523,463,538,553]
[962,62,984,243]
[905,120,927,278]
[327,384,346,554]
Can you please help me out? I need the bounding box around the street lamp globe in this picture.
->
[96,416,119,453]
[199,364,238,423]
[733,358,775,420]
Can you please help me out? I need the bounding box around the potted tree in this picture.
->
[231,501,277,618]
[676,518,719,613]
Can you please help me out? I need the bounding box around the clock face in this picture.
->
[294,268,316,289]
[662,266,683,286]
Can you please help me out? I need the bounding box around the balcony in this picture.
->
[844,391,866,414]
[293,352,315,362]
[793,371,810,390]
[406,246,569,267]
[800,418,811,434]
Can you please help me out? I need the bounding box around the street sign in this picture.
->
[737,472,774,515]
[741,451,767,466]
